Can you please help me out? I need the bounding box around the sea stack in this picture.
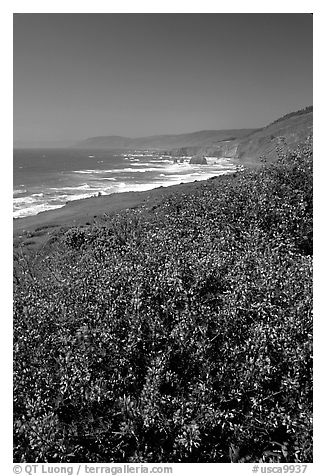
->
[189,156,208,165]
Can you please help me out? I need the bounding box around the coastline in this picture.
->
[13,174,235,249]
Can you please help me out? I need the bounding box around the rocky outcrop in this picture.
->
[189,156,207,165]
[202,141,239,159]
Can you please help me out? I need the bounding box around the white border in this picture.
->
[2,3,323,475]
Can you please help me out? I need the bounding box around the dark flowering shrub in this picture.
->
[14,138,312,462]
[63,228,88,250]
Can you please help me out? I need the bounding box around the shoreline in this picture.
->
[13,155,249,235]
[13,174,236,249]
[13,154,262,253]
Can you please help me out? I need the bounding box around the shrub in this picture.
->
[14,138,313,462]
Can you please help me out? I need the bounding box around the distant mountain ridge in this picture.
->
[74,106,312,164]
[74,129,258,150]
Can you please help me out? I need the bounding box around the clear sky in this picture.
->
[13,13,312,145]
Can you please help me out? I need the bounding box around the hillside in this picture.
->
[169,107,313,163]
[74,107,312,162]
[14,139,312,463]
[236,108,313,162]
[74,129,257,150]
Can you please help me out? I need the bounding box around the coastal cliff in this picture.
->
[170,106,312,164]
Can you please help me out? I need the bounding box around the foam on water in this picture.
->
[13,152,237,218]
[13,203,66,218]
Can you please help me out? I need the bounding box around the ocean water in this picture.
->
[13,148,237,218]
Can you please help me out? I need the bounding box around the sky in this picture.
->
[13,13,313,145]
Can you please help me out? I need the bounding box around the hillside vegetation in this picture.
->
[236,109,313,163]
[269,106,312,126]
[170,107,313,164]
[14,138,313,463]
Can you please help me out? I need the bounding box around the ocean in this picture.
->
[13,148,237,218]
